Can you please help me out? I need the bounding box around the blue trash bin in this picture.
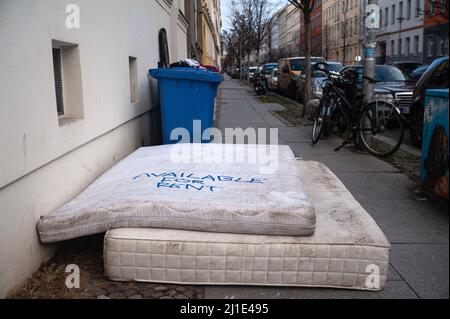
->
[149,67,222,144]
[419,88,449,203]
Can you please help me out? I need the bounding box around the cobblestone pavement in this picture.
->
[8,235,204,299]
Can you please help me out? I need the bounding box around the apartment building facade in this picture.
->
[423,0,449,63]
[0,0,188,297]
[300,0,323,56]
[201,0,222,68]
[268,3,303,59]
[322,0,362,65]
[376,0,425,64]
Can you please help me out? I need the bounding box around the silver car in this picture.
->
[267,68,279,91]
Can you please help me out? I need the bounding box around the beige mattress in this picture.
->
[37,144,315,243]
[104,160,390,290]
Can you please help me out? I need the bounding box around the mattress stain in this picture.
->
[330,209,373,244]
[166,242,181,254]
[313,174,340,190]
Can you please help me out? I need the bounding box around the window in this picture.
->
[392,5,396,24]
[398,38,402,56]
[158,28,170,68]
[51,40,83,122]
[380,9,383,26]
[385,7,389,26]
[407,0,411,19]
[427,35,434,57]
[414,35,419,56]
[129,56,139,103]
[406,37,411,55]
[399,1,404,20]
[52,48,64,116]
[415,0,421,17]
[440,38,449,55]
[428,60,449,88]
[391,40,395,56]
[429,0,434,16]
[441,0,447,12]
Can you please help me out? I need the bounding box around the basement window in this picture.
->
[129,56,139,103]
[51,40,84,124]
[52,48,64,115]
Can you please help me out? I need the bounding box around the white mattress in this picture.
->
[104,160,390,290]
[37,144,315,243]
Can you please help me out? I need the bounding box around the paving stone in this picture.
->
[183,290,194,299]
[154,285,169,292]
[109,292,126,299]
[151,292,165,298]
[129,294,143,299]
[123,289,139,297]
[175,287,186,293]
[168,290,177,297]
[175,294,188,299]
[142,289,155,298]
[97,295,110,299]
[160,296,174,299]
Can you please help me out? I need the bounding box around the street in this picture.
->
[207,75,449,299]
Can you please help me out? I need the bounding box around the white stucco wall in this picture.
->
[0,0,187,297]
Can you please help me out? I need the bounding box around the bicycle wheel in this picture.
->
[359,102,404,157]
[311,98,330,144]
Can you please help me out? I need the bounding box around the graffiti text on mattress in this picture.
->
[133,172,265,192]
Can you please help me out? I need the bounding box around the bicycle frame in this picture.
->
[326,85,360,131]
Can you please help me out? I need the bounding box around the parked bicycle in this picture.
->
[253,72,266,96]
[310,62,405,157]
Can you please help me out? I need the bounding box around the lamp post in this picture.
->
[363,0,380,100]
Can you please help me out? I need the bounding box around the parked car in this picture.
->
[278,56,325,98]
[267,68,279,91]
[241,67,249,80]
[247,66,258,82]
[296,61,343,101]
[261,63,278,85]
[340,64,416,116]
[390,61,423,78]
[411,64,430,81]
[409,56,449,148]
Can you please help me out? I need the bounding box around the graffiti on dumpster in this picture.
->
[133,172,266,192]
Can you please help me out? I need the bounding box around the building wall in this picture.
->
[201,0,221,68]
[185,0,204,62]
[322,0,361,65]
[376,0,425,64]
[0,0,187,297]
[423,0,449,63]
[278,4,290,51]
[286,5,301,55]
[300,0,323,57]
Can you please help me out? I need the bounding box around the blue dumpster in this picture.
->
[420,88,449,203]
[149,67,222,144]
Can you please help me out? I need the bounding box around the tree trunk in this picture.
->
[303,12,312,118]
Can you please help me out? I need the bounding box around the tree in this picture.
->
[323,23,330,60]
[253,0,274,66]
[288,0,315,116]
[337,2,349,65]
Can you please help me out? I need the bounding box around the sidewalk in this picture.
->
[206,76,449,299]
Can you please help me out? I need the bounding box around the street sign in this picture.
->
[366,4,380,29]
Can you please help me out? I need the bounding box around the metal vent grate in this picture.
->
[52,48,64,116]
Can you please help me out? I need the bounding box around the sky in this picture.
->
[220,0,286,32]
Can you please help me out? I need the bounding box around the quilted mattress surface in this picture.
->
[37,144,315,242]
[104,161,390,290]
